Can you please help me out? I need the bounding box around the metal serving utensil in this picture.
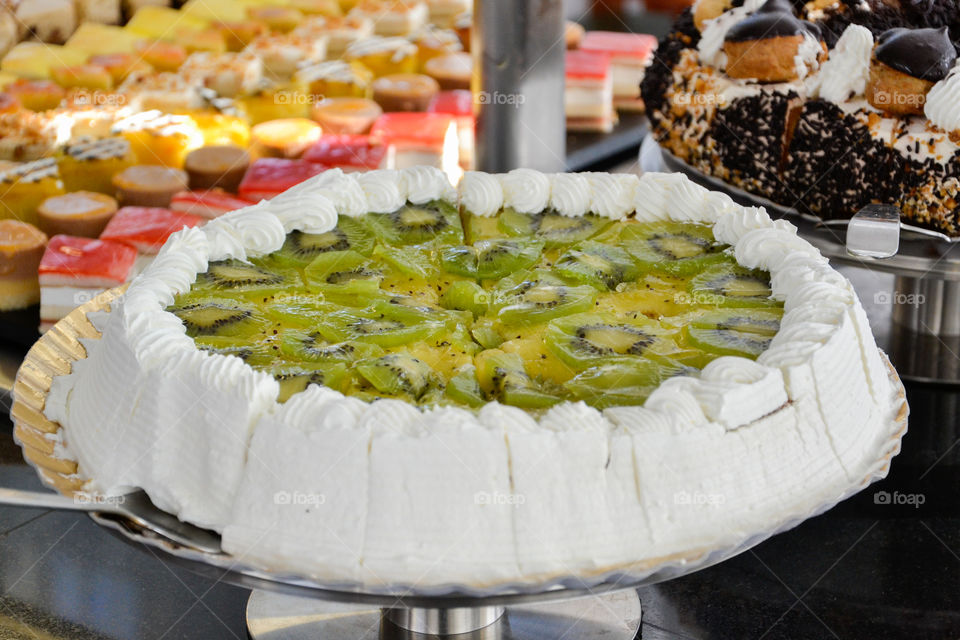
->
[0,487,222,554]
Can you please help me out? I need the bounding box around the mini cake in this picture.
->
[170,189,256,219]
[348,0,428,36]
[580,31,657,111]
[210,20,268,52]
[369,112,459,180]
[250,119,323,159]
[292,15,373,59]
[126,5,208,40]
[4,79,66,112]
[57,138,137,195]
[0,43,86,79]
[344,36,418,77]
[565,50,616,133]
[423,52,472,91]
[14,0,77,45]
[0,220,47,311]
[370,113,460,182]
[643,3,960,235]
[243,33,328,81]
[0,159,65,227]
[0,111,70,162]
[238,158,327,200]
[184,145,251,192]
[64,24,140,56]
[310,98,383,135]
[37,191,118,238]
[74,0,121,25]
[413,27,463,68]
[566,20,585,49]
[132,41,188,73]
[117,71,203,113]
[87,54,152,85]
[113,165,189,208]
[100,205,205,273]
[178,52,264,99]
[38,234,136,330]
[39,168,904,586]
[425,0,468,29]
[302,134,392,171]
[427,89,474,169]
[295,60,374,101]
[50,64,114,91]
[371,73,439,112]
[112,111,204,168]
[247,6,305,33]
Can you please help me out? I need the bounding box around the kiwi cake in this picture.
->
[39,168,904,589]
[167,196,784,408]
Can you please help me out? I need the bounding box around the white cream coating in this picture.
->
[814,24,873,103]
[42,169,903,586]
[356,170,408,213]
[585,172,639,219]
[458,171,503,217]
[794,31,824,81]
[402,166,456,204]
[498,169,550,214]
[925,60,960,135]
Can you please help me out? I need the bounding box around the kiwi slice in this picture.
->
[475,350,562,409]
[621,222,732,276]
[685,326,772,360]
[444,365,486,408]
[303,249,384,300]
[439,280,489,318]
[545,312,686,370]
[497,208,610,248]
[169,299,266,337]
[356,353,441,400]
[372,243,440,279]
[684,308,783,336]
[272,363,349,402]
[555,241,639,291]
[280,329,383,363]
[364,200,463,246]
[493,272,597,327]
[688,264,781,308]
[194,335,274,366]
[471,324,503,350]
[371,297,468,332]
[563,358,692,409]
[270,218,375,267]
[313,308,447,347]
[193,259,294,295]
[441,239,544,280]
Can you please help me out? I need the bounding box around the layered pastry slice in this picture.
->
[57,137,137,195]
[0,159,65,228]
[38,234,137,330]
[0,220,47,311]
[238,158,327,200]
[369,112,459,181]
[302,134,393,171]
[100,206,206,274]
[170,190,257,219]
[112,111,204,168]
[565,50,616,133]
[580,31,657,111]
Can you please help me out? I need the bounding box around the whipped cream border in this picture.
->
[44,166,902,586]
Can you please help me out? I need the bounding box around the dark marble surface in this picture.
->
[0,267,958,639]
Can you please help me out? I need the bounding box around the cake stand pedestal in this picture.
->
[246,589,641,639]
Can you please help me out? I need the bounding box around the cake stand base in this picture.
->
[246,589,642,639]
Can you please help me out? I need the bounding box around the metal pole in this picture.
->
[473,0,566,172]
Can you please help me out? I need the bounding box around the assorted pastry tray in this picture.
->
[11,277,909,599]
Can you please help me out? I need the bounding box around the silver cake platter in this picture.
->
[641,135,960,384]
[4,289,909,640]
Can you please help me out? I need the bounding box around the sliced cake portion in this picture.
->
[100,206,206,274]
[38,235,137,330]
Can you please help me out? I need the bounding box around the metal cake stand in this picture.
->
[641,135,960,384]
[7,289,908,640]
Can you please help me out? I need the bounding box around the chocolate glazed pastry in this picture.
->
[804,0,960,49]
[875,27,957,82]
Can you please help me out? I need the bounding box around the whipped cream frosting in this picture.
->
[925,61,960,134]
[814,24,873,103]
[41,167,902,588]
